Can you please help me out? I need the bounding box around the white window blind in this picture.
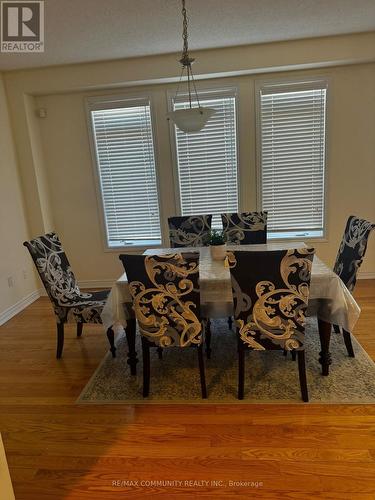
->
[173,92,238,228]
[258,82,327,238]
[89,99,161,248]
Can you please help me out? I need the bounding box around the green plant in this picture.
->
[209,229,225,246]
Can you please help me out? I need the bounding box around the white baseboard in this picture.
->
[33,274,375,302]
[1,271,373,328]
[0,289,41,326]
[79,280,115,289]
[358,272,375,280]
[38,280,114,299]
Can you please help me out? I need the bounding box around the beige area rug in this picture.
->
[77,319,375,404]
[0,434,15,500]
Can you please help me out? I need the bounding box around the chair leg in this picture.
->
[142,338,150,397]
[291,350,297,361]
[343,329,355,357]
[77,323,83,337]
[56,323,64,359]
[205,319,212,359]
[106,327,116,358]
[228,316,233,329]
[297,351,309,402]
[333,324,341,334]
[157,347,163,359]
[238,338,245,400]
[197,344,207,399]
[283,349,288,357]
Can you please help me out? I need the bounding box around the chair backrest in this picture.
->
[333,215,375,292]
[168,215,212,248]
[119,253,202,347]
[228,248,314,351]
[221,211,267,244]
[23,232,80,307]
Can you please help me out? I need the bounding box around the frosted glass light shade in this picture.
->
[167,107,215,132]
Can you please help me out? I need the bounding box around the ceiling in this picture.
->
[1,0,375,71]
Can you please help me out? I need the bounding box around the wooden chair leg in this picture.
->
[142,338,150,397]
[291,350,297,361]
[106,327,116,358]
[77,323,83,337]
[283,349,288,357]
[343,329,355,357]
[297,350,309,402]
[125,318,138,376]
[318,319,332,376]
[197,344,207,399]
[157,347,163,359]
[228,316,233,329]
[333,324,341,334]
[56,323,64,359]
[205,319,212,359]
[238,338,245,400]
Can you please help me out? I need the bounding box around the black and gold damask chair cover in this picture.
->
[119,252,207,398]
[332,215,375,356]
[221,211,267,245]
[168,215,212,248]
[23,232,113,359]
[334,215,375,292]
[228,248,315,401]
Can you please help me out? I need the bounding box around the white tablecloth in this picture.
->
[101,242,360,333]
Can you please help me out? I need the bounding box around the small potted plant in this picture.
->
[209,229,226,261]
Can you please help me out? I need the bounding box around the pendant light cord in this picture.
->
[181,0,189,62]
[173,0,201,110]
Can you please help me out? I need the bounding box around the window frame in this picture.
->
[86,92,164,252]
[255,77,329,242]
[167,86,241,221]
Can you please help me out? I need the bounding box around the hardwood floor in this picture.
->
[1,280,375,499]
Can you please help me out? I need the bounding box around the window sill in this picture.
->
[104,241,163,253]
[268,231,327,243]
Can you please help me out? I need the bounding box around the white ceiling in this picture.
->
[1,0,375,71]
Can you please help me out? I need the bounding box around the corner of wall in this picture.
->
[0,73,40,324]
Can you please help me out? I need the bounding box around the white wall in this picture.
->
[31,63,375,282]
[0,74,38,320]
[2,32,375,287]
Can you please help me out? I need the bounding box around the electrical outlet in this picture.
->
[7,277,14,288]
[23,270,27,280]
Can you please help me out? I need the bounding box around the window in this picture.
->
[257,80,327,239]
[171,90,239,228]
[88,97,161,248]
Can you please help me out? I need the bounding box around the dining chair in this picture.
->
[221,211,268,330]
[168,215,212,248]
[119,252,207,398]
[221,211,267,245]
[228,247,315,401]
[332,215,375,357]
[23,232,114,359]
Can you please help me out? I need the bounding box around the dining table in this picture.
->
[101,242,360,377]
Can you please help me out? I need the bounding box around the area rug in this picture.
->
[77,319,375,404]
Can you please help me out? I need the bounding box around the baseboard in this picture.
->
[79,276,375,286]
[0,289,41,326]
[358,272,375,280]
[38,280,114,298]
[79,279,115,289]
[2,271,372,328]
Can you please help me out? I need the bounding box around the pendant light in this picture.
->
[167,0,215,132]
